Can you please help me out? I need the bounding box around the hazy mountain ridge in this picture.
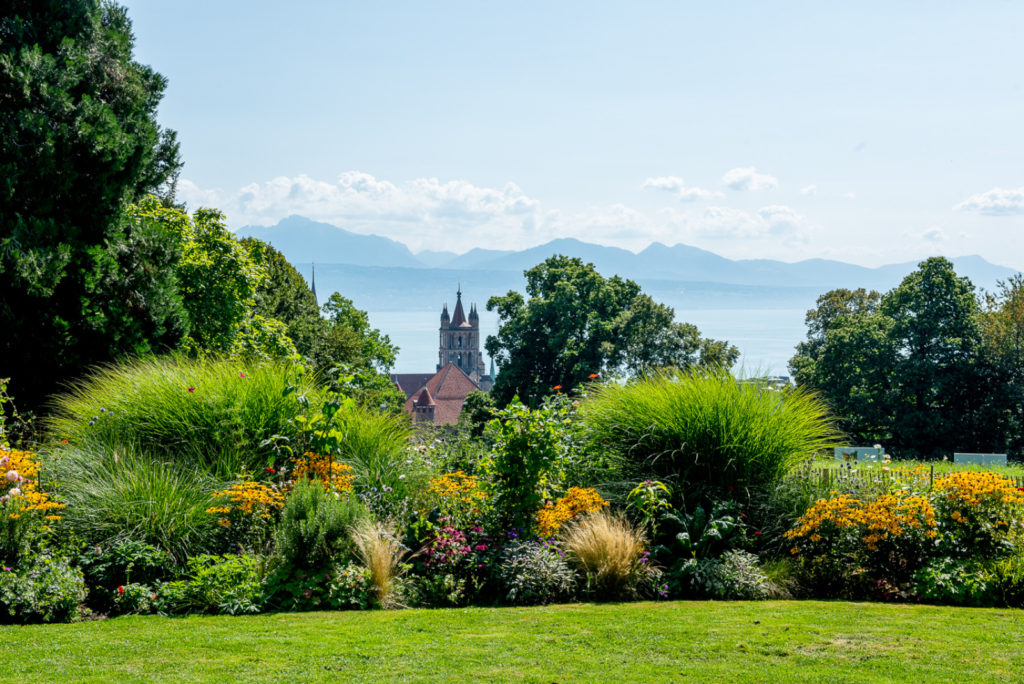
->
[237,216,1020,296]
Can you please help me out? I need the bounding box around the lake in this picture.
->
[369,308,808,378]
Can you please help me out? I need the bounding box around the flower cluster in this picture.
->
[932,471,1024,558]
[428,471,488,506]
[290,452,355,493]
[786,491,937,552]
[536,487,609,538]
[207,481,284,526]
[0,449,65,521]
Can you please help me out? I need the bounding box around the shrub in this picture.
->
[273,480,368,571]
[111,582,159,615]
[932,471,1024,560]
[351,519,407,608]
[687,550,776,600]
[48,446,219,562]
[486,397,577,531]
[581,370,839,497]
[986,552,1024,608]
[48,356,319,477]
[0,554,86,624]
[263,561,375,612]
[154,554,264,616]
[785,492,939,596]
[78,539,173,614]
[914,558,995,607]
[409,519,494,607]
[562,510,655,600]
[497,540,576,605]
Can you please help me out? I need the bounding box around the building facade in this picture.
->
[438,286,492,391]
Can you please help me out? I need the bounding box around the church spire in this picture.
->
[311,263,318,305]
[450,285,467,327]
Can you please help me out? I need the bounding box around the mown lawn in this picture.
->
[2,601,1022,683]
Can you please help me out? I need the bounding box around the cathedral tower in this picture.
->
[438,286,490,388]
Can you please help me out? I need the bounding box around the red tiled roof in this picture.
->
[413,387,435,406]
[401,363,480,425]
[391,373,436,400]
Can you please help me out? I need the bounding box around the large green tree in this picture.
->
[790,258,1011,458]
[0,0,183,408]
[486,255,738,406]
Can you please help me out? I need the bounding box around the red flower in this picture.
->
[266,467,275,473]
[117,586,125,595]
[552,385,563,391]
[588,373,599,379]
[754,530,761,536]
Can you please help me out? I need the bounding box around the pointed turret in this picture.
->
[450,286,468,327]
[468,302,479,326]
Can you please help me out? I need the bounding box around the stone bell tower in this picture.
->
[438,285,490,389]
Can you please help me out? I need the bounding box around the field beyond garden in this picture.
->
[4,601,1023,683]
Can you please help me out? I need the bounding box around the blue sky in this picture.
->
[123,1,1024,269]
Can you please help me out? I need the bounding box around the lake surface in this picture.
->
[370,308,808,378]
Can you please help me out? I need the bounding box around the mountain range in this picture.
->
[238,216,1020,307]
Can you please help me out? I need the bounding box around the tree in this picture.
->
[243,238,323,357]
[485,255,737,406]
[0,0,182,409]
[979,275,1024,454]
[790,258,1008,458]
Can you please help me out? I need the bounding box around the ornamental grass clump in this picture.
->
[48,356,319,478]
[562,510,654,600]
[351,519,406,608]
[49,445,219,563]
[581,369,839,496]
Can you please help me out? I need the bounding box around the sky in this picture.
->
[122,1,1024,270]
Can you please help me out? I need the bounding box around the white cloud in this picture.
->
[799,184,817,196]
[179,172,542,252]
[954,186,1024,216]
[843,192,856,199]
[642,176,723,201]
[904,226,947,243]
[688,204,812,242]
[721,167,779,191]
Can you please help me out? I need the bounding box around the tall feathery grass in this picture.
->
[334,408,419,501]
[49,445,220,563]
[581,369,839,495]
[48,356,320,477]
[351,519,407,608]
[562,510,649,600]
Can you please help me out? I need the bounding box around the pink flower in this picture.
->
[187,387,195,393]
[5,470,18,483]
[239,372,246,379]
[474,544,487,552]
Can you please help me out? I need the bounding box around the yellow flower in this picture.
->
[536,487,609,537]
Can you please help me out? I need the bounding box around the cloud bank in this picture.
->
[954,187,1024,216]
[179,171,813,255]
[721,167,779,191]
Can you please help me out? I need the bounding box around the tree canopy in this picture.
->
[1,0,182,409]
[790,257,1017,458]
[485,255,738,406]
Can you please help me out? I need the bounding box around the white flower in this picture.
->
[7,487,21,497]
[5,470,18,483]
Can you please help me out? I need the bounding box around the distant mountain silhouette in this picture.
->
[236,216,1019,294]
[237,215,422,268]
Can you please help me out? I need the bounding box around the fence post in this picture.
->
[930,465,934,490]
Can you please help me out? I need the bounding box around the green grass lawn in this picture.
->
[3,601,1022,683]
